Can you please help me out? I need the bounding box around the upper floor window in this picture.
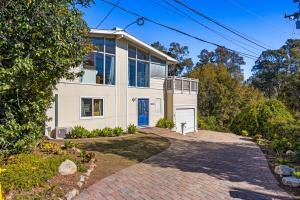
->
[82,37,115,85]
[128,45,150,87]
[151,56,166,78]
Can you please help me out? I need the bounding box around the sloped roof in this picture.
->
[90,28,178,64]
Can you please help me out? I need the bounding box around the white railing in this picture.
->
[166,76,198,94]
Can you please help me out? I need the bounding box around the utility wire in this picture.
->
[100,0,258,60]
[96,0,121,28]
[149,0,260,56]
[172,0,271,50]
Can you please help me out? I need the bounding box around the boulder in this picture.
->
[59,160,77,176]
[65,188,79,200]
[274,165,295,176]
[282,177,300,187]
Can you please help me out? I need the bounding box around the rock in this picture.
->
[274,165,295,176]
[59,160,77,176]
[85,169,93,177]
[282,177,300,187]
[77,181,84,188]
[286,150,296,156]
[79,175,86,182]
[65,188,79,200]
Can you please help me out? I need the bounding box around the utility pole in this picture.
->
[285,0,300,29]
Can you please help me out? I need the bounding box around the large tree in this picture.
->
[0,0,93,155]
[151,41,193,76]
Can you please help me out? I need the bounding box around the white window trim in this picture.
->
[155,98,162,115]
[80,96,105,120]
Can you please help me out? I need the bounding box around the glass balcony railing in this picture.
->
[166,76,198,94]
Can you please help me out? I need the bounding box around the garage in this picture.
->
[175,108,195,134]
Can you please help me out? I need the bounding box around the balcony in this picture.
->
[166,76,198,94]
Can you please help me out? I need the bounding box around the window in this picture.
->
[128,45,150,87]
[81,97,103,118]
[155,98,161,114]
[82,37,115,85]
[151,56,166,78]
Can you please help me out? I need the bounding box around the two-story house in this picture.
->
[45,28,198,138]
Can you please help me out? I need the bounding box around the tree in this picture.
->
[197,47,245,81]
[0,0,93,155]
[151,41,193,76]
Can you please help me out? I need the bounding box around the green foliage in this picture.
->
[198,114,220,131]
[156,118,175,129]
[67,126,90,139]
[113,127,124,136]
[91,129,102,137]
[271,138,292,156]
[275,157,291,166]
[241,130,249,137]
[102,127,113,137]
[63,141,77,149]
[0,0,93,155]
[79,150,95,163]
[293,171,300,178]
[127,124,137,134]
[0,153,69,193]
[39,142,62,154]
[253,133,263,141]
[230,99,294,138]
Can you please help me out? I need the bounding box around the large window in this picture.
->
[151,56,166,78]
[81,97,104,118]
[82,37,115,85]
[128,45,150,87]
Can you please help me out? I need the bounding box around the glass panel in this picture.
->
[128,45,136,58]
[183,80,190,90]
[175,79,182,90]
[137,61,149,87]
[95,53,104,84]
[105,38,115,54]
[191,81,197,91]
[151,56,166,64]
[105,55,115,85]
[137,49,149,60]
[91,37,104,52]
[128,59,136,86]
[93,99,103,117]
[81,98,92,117]
[83,53,95,70]
[151,63,166,78]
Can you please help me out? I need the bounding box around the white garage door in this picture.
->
[175,108,195,134]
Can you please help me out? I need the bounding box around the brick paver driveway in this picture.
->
[76,128,292,200]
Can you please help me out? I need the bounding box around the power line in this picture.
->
[96,0,121,28]
[149,0,260,56]
[172,0,271,50]
[100,0,258,60]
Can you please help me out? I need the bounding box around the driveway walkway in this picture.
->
[75,128,292,200]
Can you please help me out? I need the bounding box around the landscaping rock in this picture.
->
[59,160,77,176]
[79,175,86,182]
[65,188,79,200]
[286,150,296,156]
[282,177,300,187]
[274,165,295,176]
[77,181,84,188]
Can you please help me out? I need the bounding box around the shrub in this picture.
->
[127,124,137,134]
[241,130,249,137]
[113,127,124,136]
[91,129,103,137]
[156,118,175,129]
[67,126,90,139]
[253,133,263,141]
[63,141,77,149]
[275,157,291,166]
[40,142,62,155]
[80,150,95,163]
[87,129,98,138]
[102,127,113,137]
[271,138,292,155]
[198,114,221,131]
[293,171,300,178]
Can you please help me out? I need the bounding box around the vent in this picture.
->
[55,127,72,139]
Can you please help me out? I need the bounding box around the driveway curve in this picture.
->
[75,128,292,200]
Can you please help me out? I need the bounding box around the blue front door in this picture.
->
[138,99,149,127]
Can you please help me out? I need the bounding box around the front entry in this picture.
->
[138,99,149,127]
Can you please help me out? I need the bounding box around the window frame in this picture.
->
[80,96,105,119]
[82,37,116,86]
[150,57,167,79]
[155,98,162,114]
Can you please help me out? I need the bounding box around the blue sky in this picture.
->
[80,0,299,79]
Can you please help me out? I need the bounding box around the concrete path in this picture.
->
[75,128,292,200]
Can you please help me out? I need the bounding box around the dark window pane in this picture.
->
[81,98,92,117]
[105,55,115,85]
[83,53,95,70]
[151,56,166,64]
[93,99,103,117]
[128,45,136,58]
[95,53,104,84]
[105,38,115,54]
[137,61,149,87]
[128,59,136,86]
[137,49,149,61]
[91,37,104,52]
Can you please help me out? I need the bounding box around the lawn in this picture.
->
[70,132,170,188]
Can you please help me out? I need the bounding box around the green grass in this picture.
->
[0,153,85,193]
